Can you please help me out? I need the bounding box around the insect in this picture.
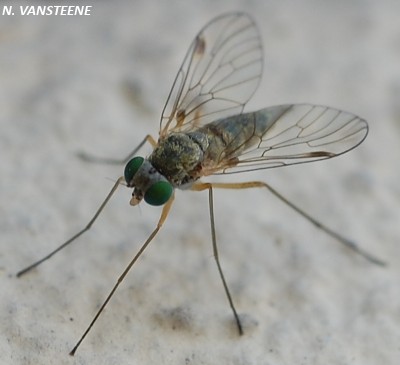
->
[17,12,385,356]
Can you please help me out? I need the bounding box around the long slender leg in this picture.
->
[191,179,385,334]
[17,177,126,277]
[191,183,243,335]
[77,134,157,165]
[70,194,174,356]
[196,181,385,266]
[18,134,158,277]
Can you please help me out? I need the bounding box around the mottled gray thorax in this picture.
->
[149,132,209,188]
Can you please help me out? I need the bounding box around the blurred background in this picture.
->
[1,1,399,364]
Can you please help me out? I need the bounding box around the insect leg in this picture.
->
[191,182,244,335]
[69,194,174,356]
[77,134,157,165]
[16,177,125,277]
[204,181,386,266]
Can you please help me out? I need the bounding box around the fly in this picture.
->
[17,12,385,356]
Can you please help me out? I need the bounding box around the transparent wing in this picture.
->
[211,104,369,174]
[159,12,263,138]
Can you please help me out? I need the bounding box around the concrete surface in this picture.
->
[1,1,399,364]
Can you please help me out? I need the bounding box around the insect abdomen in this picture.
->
[201,105,292,161]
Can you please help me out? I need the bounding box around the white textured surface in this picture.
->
[1,1,399,364]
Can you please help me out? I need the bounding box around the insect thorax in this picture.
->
[149,133,207,188]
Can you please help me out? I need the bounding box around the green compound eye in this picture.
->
[144,181,173,206]
[124,157,144,183]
